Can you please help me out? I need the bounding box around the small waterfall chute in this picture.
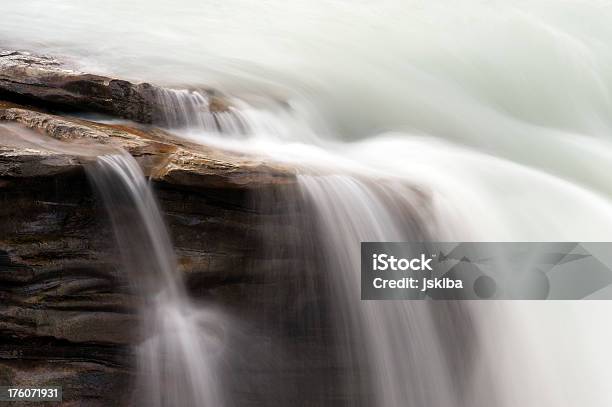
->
[87,152,228,407]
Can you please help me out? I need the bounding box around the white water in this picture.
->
[4,0,612,405]
[153,88,249,133]
[297,173,608,407]
[87,154,227,407]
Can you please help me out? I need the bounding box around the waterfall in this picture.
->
[6,0,612,405]
[152,87,324,143]
[297,175,466,406]
[154,88,248,134]
[297,174,566,407]
[86,153,227,407]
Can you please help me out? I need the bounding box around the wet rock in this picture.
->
[0,50,238,129]
[0,146,80,177]
[0,106,295,188]
[0,51,157,122]
[0,358,133,406]
[155,148,295,189]
[0,97,303,404]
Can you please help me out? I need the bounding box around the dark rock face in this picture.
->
[0,150,342,406]
[0,51,157,123]
[0,169,137,405]
[0,89,339,404]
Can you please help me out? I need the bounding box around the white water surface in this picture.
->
[3,1,612,406]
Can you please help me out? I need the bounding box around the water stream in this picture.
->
[4,0,612,405]
[86,153,227,407]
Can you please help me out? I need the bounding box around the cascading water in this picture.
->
[295,174,571,407]
[153,87,325,144]
[86,153,227,407]
[5,0,612,405]
[298,175,456,407]
[154,88,248,134]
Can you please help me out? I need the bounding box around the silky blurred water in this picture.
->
[87,154,227,407]
[3,1,612,405]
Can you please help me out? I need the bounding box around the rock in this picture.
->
[0,358,133,406]
[0,51,157,123]
[155,148,295,189]
[0,50,238,129]
[0,106,295,189]
[0,146,80,177]
[208,95,231,113]
[0,166,137,405]
[0,52,430,406]
[0,98,305,404]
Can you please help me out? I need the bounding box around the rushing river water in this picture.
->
[4,0,612,406]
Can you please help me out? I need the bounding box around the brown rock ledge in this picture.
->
[0,50,232,125]
[0,104,295,189]
[0,83,303,403]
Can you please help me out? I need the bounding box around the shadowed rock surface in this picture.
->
[0,91,358,404]
[0,93,320,405]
